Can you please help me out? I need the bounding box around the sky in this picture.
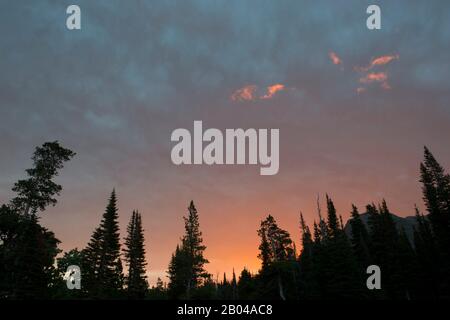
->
[1,0,450,285]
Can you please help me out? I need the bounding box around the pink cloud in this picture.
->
[360,72,388,84]
[261,84,286,99]
[359,72,388,83]
[231,85,258,101]
[329,51,342,65]
[357,54,399,72]
[358,72,392,91]
[370,54,399,67]
[231,83,287,102]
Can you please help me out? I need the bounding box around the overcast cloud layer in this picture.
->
[1,0,450,283]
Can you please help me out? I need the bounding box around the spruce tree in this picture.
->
[319,196,362,298]
[82,227,103,295]
[231,269,238,299]
[237,268,254,299]
[182,201,209,297]
[420,146,450,294]
[257,225,272,269]
[82,190,123,298]
[298,213,318,298]
[349,204,371,269]
[257,215,295,266]
[413,207,439,297]
[257,215,296,300]
[326,194,339,238]
[124,210,148,298]
[167,245,190,299]
[367,200,411,298]
[167,201,209,299]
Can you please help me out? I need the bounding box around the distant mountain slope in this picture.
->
[344,212,419,245]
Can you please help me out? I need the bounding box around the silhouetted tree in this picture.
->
[124,210,148,298]
[167,201,209,299]
[257,215,296,300]
[53,248,85,298]
[0,141,74,299]
[413,207,439,298]
[10,141,75,216]
[318,196,362,298]
[236,268,254,299]
[231,269,238,299]
[167,245,189,299]
[297,213,318,299]
[420,146,450,295]
[82,190,123,298]
[349,204,371,270]
[148,277,167,300]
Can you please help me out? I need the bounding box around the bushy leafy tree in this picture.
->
[0,141,74,299]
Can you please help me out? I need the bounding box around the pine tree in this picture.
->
[349,204,371,269]
[148,277,167,300]
[367,200,411,298]
[396,227,417,299]
[182,201,209,297]
[167,201,209,299]
[257,225,272,269]
[10,141,75,216]
[257,215,295,266]
[167,245,189,299]
[237,268,254,299]
[318,196,362,298]
[82,190,123,298]
[420,146,450,294]
[313,221,321,244]
[326,194,339,238]
[218,273,233,299]
[257,215,296,300]
[82,227,103,295]
[124,210,148,298]
[413,206,439,297]
[298,213,318,299]
[231,269,238,299]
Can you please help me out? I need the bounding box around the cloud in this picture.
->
[359,72,391,91]
[359,72,388,84]
[354,54,399,92]
[329,51,342,65]
[370,54,400,68]
[231,85,258,101]
[357,54,400,72]
[261,83,286,99]
[231,83,286,101]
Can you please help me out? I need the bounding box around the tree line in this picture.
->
[0,142,449,299]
